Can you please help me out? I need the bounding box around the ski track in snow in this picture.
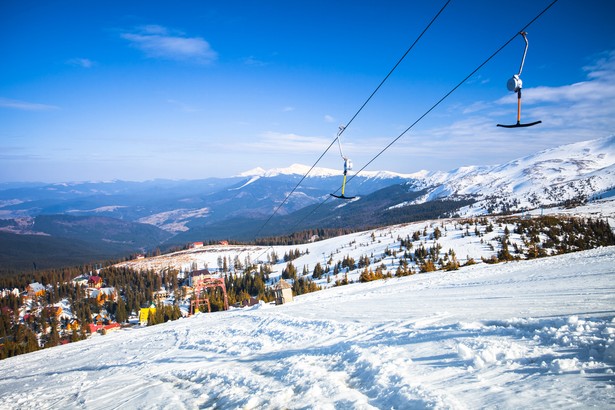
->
[1,247,615,409]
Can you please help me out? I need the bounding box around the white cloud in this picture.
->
[444,50,615,138]
[0,97,59,111]
[139,24,169,35]
[282,106,294,112]
[583,50,615,81]
[497,50,615,107]
[121,25,217,63]
[496,80,615,106]
[67,58,95,68]
[324,114,335,123]
[388,50,615,170]
[245,131,333,154]
[237,132,392,169]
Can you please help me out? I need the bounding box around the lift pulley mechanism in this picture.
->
[497,31,542,128]
[330,125,356,200]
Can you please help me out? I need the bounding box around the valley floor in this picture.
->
[1,246,614,409]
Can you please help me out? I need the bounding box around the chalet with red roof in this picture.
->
[88,276,103,288]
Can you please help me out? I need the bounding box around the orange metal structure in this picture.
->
[190,273,229,314]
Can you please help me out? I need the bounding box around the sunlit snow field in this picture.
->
[1,244,613,409]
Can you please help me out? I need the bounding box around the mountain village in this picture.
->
[2,195,613,359]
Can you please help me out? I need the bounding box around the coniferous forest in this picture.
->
[1,215,613,360]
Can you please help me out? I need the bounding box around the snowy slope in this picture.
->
[239,137,615,209]
[113,195,615,288]
[412,135,615,213]
[0,246,613,409]
[234,136,615,220]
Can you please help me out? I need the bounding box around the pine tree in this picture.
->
[419,259,437,273]
[45,319,60,348]
[115,297,127,323]
[282,262,297,280]
[312,263,324,280]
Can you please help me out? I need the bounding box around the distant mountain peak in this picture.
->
[238,163,432,180]
[238,164,340,178]
[410,135,615,212]
[238,167,267,177]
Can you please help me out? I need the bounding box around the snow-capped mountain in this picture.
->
[239,163,424,180]
[402,135,615,213]
[1,136,614,269]
[234,136,615,218]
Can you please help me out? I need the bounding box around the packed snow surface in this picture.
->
[1,247,614,409]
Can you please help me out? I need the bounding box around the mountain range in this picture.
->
[1,136,614,270]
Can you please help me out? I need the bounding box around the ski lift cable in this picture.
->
[248,0,559,270]
[345,0,559,187]
[337,0,452,139]
[251,137,338,240]
[332,0,451,200]
[250,0,452,241]
[247,0,558,263]
[293,0,560,229]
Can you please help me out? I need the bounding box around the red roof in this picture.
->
[89,276,103,284]
[88,323,121,333]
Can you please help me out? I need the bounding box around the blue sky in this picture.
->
[1,0,614,182]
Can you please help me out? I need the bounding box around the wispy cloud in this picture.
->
[243,56,268,67]
[66,57,95,68]
[245,131,333,153]
[443,50,615,137]
[496,81,615,106]
[0,97,59,111]
[395,50,615,169]
[466,74,491,85]
[494,50,615,137]
[121,25,217,63]
[324,114,336,123]
[497,50,615,105]
[583,50,615,81]
[0,144,47,161]
[167,99,200,113]
[240,132,389,163]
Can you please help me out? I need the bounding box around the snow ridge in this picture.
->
[407,135,615,212]
[237,136,615,215]
[239,163,430,180]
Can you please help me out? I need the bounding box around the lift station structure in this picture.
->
[189,269,229,314]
